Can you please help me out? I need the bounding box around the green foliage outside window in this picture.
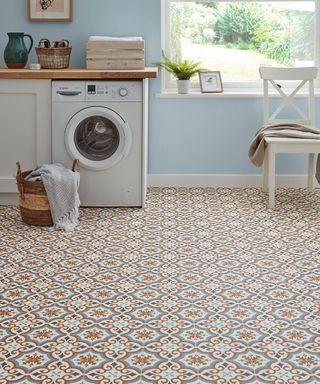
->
[215,3,264,45]
[170,2,314,66]
[171,12,183,62]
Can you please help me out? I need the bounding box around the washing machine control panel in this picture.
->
[85,81,142,102]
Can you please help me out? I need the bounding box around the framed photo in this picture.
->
[28,0,73,22]
[199,71,223,93]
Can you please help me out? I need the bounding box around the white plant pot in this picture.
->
[177,79,190,94]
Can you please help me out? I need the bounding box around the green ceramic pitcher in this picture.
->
[4,32,33,69]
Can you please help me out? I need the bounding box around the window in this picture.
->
[162,0,318,91]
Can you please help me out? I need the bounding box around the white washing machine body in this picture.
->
[52,80,144,207]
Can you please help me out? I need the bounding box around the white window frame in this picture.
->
[161,0,320,93]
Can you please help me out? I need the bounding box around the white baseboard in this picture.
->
[0,193,18,206]
[148,174,316,188]
[0,175,316,207]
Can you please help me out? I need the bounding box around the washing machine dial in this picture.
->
[119,88,128,97]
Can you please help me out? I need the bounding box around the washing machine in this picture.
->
[52,80,146,207]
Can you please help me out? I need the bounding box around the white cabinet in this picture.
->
[0,79,51,204]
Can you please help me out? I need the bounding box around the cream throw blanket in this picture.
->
[248,123,320,184]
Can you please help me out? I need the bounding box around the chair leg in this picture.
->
[268,148,275,209]
[263,150,269,192]
[307,153,314,192]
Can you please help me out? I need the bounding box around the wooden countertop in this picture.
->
[0,67,158,79]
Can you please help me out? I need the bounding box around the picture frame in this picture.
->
[28,0,73,22]
[199,71,223,93]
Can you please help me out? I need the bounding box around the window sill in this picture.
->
[156,89,320,99]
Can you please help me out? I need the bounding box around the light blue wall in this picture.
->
[0,0,318,174]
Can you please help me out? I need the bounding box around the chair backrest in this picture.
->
[259,66,318,126]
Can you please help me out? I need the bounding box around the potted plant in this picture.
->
[156,51,202,94]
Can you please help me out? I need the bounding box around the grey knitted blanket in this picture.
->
[248,123,320,183]
[25,163,80,231]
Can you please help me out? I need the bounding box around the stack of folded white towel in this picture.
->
[88,36,143,42]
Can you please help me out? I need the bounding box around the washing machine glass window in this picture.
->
[65,106,132,171]
[74,116,120,161]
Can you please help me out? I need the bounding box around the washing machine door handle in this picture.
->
[122,121,132,157]
[56,90,82,96]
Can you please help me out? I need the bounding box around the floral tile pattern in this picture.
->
[0,187,320,383]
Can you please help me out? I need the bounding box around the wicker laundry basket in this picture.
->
[35,46,72,69]
[16,160,80,226]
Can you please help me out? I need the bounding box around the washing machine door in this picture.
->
[65,106,132,170]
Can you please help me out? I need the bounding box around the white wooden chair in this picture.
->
[259,66,320,208]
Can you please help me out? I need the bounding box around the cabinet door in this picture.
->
[0,79,51,199]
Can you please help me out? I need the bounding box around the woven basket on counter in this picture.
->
[16,160,80,226]
[35,46,72,69]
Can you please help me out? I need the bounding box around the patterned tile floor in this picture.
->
[0,187,319,384]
